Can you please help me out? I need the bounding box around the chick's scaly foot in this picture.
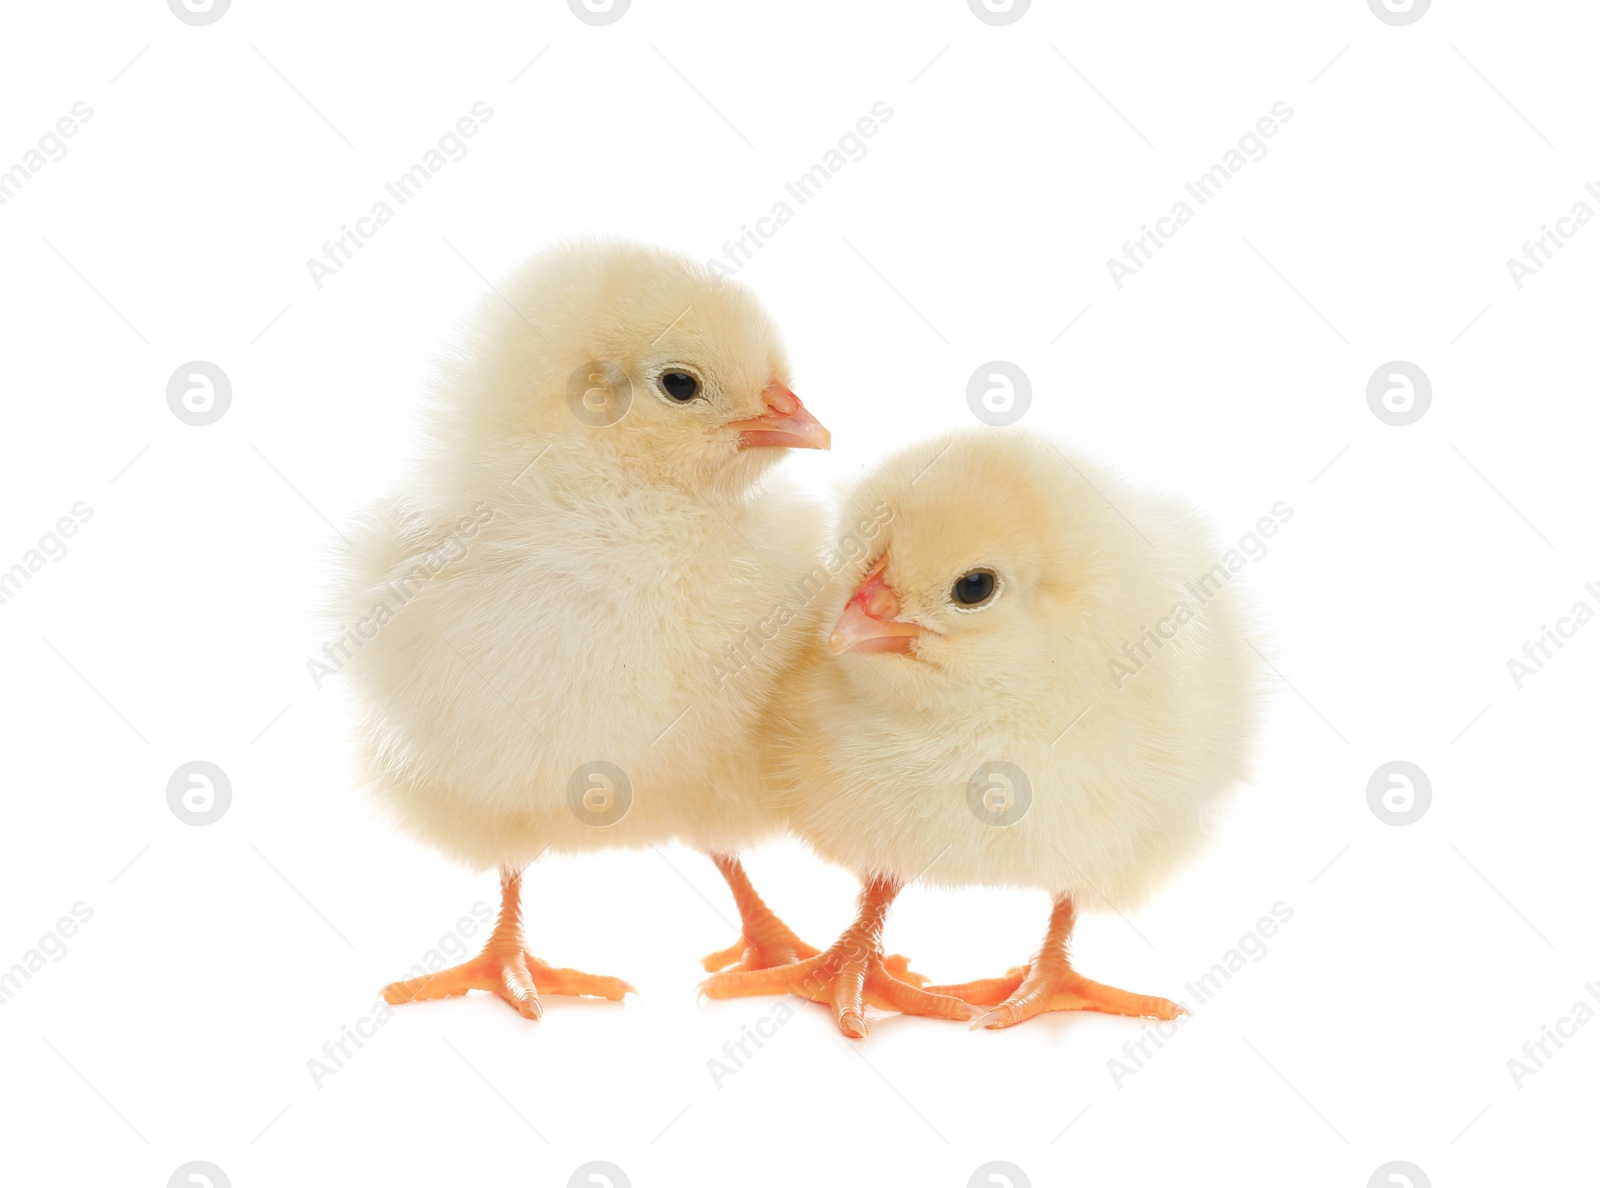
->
[959,963,1181,1029]
[703,939,931,987]
[381,868,633,1020]
[702,852,820,973]
[699,877,970,1038]
[701,945,970,1038]
[931,963,1183,1028]
[382,949,635,1019]
[701,854,930,982]
[924,896,1184,1029]
[700,925,820,975]
[700,927,930,984]
[704,935,819,973]
[928,954,1181,1031]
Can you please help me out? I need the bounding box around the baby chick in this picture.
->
[703,429,1259,1035]
[337,242,832,1018]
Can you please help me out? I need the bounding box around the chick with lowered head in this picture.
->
[703,429,1260,1036]
[338,242,833,1018]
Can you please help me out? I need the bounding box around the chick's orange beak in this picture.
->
[829,559,921,655]
[727,379,830,451]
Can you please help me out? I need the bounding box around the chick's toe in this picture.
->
[381,868,634,1020]
[700,878,972,1038]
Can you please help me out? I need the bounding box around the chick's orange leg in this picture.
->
[700,876,973,1038]
[381,867,634,1019]
[925,897,1183,1030]
[701,854,929,984]
[701,853,821,973]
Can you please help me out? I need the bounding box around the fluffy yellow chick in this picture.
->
[704,429,1260,1036]
[336,242,833,1018]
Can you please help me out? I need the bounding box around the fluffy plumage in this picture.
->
[700,428,1261,1034]
[773,428,1259,911]
[336,242,828,871]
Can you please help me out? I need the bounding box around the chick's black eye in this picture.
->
[660,371,700,402]
[951,570,997,607]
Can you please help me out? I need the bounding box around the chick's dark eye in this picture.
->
[660,371,700,402]
[951,570,997,607]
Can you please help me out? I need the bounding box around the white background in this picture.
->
[1,1,1595,1185]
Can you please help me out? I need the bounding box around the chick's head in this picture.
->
[825,431,1156,719]
[445,241,827,494]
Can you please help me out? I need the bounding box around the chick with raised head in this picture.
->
[703,429,1260,1036]
[337,242,833,1018]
